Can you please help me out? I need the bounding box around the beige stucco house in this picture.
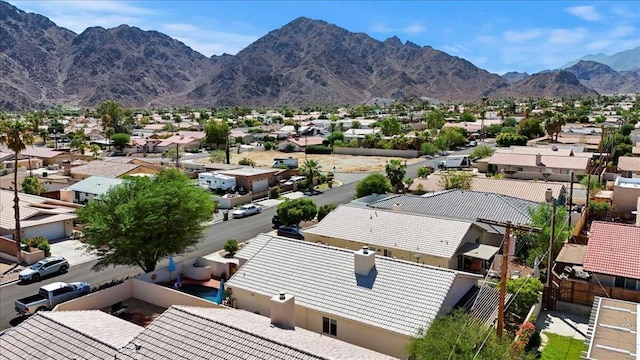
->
[475,152,590,182]
[302,204,492,270]
[227,234,482,359]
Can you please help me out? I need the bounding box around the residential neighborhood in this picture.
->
[1,91,640,360]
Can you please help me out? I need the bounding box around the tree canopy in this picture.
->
[523,203,569,267]
[355,173,392,198]
[438,171,474,190]
[22,176,46,195]
[385,159,407,193]
[205,119,230,149]
[110,133,131,151]
[407,309,533,360]
[496,133,528,147]
[276,198,318,225]
[97,100,127,133]
[77,169,214,273]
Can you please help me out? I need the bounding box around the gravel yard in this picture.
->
[195,150,424,173]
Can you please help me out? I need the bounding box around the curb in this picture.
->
[1,263,18,276]
[0,278,20,288]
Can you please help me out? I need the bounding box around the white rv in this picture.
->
[439,155,471,169]
[198,172,237,192]
[273,157,299,169]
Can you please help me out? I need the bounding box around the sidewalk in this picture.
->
[49,239,98,267]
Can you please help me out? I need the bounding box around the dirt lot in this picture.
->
[195,150,424,173]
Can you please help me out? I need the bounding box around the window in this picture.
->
[517,167,524,171]
[322,316,337,336]
[384,249,392,257]
[615,276,637,290]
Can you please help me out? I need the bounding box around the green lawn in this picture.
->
[541,332,587,360]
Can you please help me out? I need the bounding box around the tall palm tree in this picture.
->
[299,159,321,191]
[0,120,34,264]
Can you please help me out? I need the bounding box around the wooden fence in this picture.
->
[557,278,640,306]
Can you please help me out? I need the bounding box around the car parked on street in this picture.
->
[19,256,69,283]
[15,281,90,316]
[232,204,262,218]
[277,225,304,240]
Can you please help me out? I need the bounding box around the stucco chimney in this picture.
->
[392,203,402,212]
[535,153,542,166]
[354,246,376,276]
[270,292,295,329]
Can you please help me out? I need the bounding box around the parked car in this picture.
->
[277,225,304,240]
[469,140,478,147]
[19,256,69,282]
[232,204,262,218]
[303,189,322,196]
[15,281,90,316]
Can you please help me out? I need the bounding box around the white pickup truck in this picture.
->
[15,281,91,316]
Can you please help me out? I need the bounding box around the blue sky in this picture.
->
[9,1,640,75]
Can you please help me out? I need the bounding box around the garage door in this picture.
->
[252,178,269,192]
[23,222,66,241]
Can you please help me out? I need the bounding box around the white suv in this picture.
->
[19,256,70,282]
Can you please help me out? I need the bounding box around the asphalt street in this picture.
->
[0,151,460,330]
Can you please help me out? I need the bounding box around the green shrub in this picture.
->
[223,239,239,257]
[305,145,333,154]
[239,157,255,166]
[417,166,432,178]
[22,236,51,257]
[269,186,282,199]
[589,201,611,212]
[317,204,337,221]
[264,141,276,150]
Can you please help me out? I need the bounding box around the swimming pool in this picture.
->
[180,284,219,302]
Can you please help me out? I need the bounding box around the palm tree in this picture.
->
[385,159,407,193]
[0,120,34,264]
[299,159,321,191]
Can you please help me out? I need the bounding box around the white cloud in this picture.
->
[369,22,395,33]
[476,34,497,43]
[440,44,468,54]
[586,40,611,51]
[162,23,200,33]
[403,23,426,34]
[608,25,635,38]
[548,28,588,45]
[172,31,259,56]
[503,29,542,42]
[565,5,602,21]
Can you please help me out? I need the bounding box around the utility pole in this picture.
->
[546,189,557,309]
[477,218,541,340]
[225,131,230,165]
[568,171,574,232]
[175,143,179,169]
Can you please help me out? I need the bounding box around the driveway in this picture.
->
[535,310,589,345]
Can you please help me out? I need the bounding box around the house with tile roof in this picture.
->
[409,174,566,204]
[367,191,537,247]
[277,136,325,152]
[0,305,394,359]
[475,152,590,181]
[155,131,206,153]
[1,146,93,166]
[69,160,161,180]
[583,221,640,291]
[228,234,482,358]
[617,156,640,178]
[0,190,79,248]
[302,204,490,270]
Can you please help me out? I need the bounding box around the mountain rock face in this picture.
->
[503,71,599,98]
[564,61,640,94]
[0,2,615,110]
[563,46,640,72]
[501,71,530,83]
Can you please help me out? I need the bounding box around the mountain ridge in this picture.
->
[0,2,625,110]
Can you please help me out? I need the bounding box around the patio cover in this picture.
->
[555,243,587,265]
[458,243,500,260]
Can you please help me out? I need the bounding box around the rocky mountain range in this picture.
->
[562,46,640,72]
[0,1,631,110]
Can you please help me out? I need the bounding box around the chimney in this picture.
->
[270,292,295,329]
[392,203,402,212]
[354,246,376,276]
[536,153,542,166]
[62,160,72,176]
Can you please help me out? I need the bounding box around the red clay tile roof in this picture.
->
[583,221,640,280]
